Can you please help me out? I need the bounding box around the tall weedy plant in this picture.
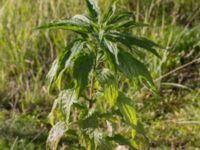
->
[37,0,159,149]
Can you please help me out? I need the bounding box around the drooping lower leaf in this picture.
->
[73,50,94,97]
[46,121,67,150]
[58,89,76,123]
[118,49,154,86]
[117,93,137,127]
[108,134,137,150]
[98,69,118,107]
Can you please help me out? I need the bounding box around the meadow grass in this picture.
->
[0,0,199,149]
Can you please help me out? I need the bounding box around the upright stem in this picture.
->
[89,44,98,108]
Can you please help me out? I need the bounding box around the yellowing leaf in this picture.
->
[98,69,118,107]
[117,93,137,127]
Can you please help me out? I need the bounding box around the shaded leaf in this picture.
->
[79,113,99,129]
[118,49,154,85]
[73,51,94,97]
[107,32,160,57]
[112,21,149,30]
[108,134,137,150]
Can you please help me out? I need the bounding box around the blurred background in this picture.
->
[0,0,199,149]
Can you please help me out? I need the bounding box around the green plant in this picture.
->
[37,0,159,149]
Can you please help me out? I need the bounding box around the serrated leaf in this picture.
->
[101,40,118,71]
[48,99,59,126]
[93,132,113,150]
[46,122,67,150]
[47,40,85,91]
[46,59,59,91]
[108,134,137,150]
[36,18,91,33]
[98,69,118,107]
[103,2,116,23]
[103,39,119,64]
[73,51,94,97]
[117,93,137,127]
[118,49,154,86]
[107,32,160,57]
[112,21,149,30]
[86,0,100,21]
[107,12,133,25]
[73,14,91,23]
[79,113,99,129]
[58,89,76,123]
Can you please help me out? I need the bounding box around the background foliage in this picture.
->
[0,0,199,149]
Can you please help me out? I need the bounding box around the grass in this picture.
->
[0,0,199,149]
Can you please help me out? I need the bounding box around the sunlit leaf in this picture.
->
[58,89,76,123]
[107,12,133,25]
[47,40,85,91]
[103,2,116,23]
[36,18,92,33]
[117,93,137,127]
[98,69,118,107]
[46,121,67,150]
[86,0,100,21]
[103,39,119,64]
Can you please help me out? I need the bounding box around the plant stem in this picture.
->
[89,44,98,108]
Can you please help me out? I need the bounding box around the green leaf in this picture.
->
[107,12,133,25]
[48,98,59,126]
[100,40,118,71]
[36,18,91,33]
[111,21,149,30]
[46,59,59,91]
[118,49,154,86]
[46,122,67,150]
[79,113,99,129]
[117,93,137,127]
[73,51,94,97]
[98,69,118,107]
[107,32,160,57]
[47,40,85,91]
[103,2,116,23]
[103,39,119,64]
[86,0,100,21]
[108,134,137,150]
[93,131,113,150]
